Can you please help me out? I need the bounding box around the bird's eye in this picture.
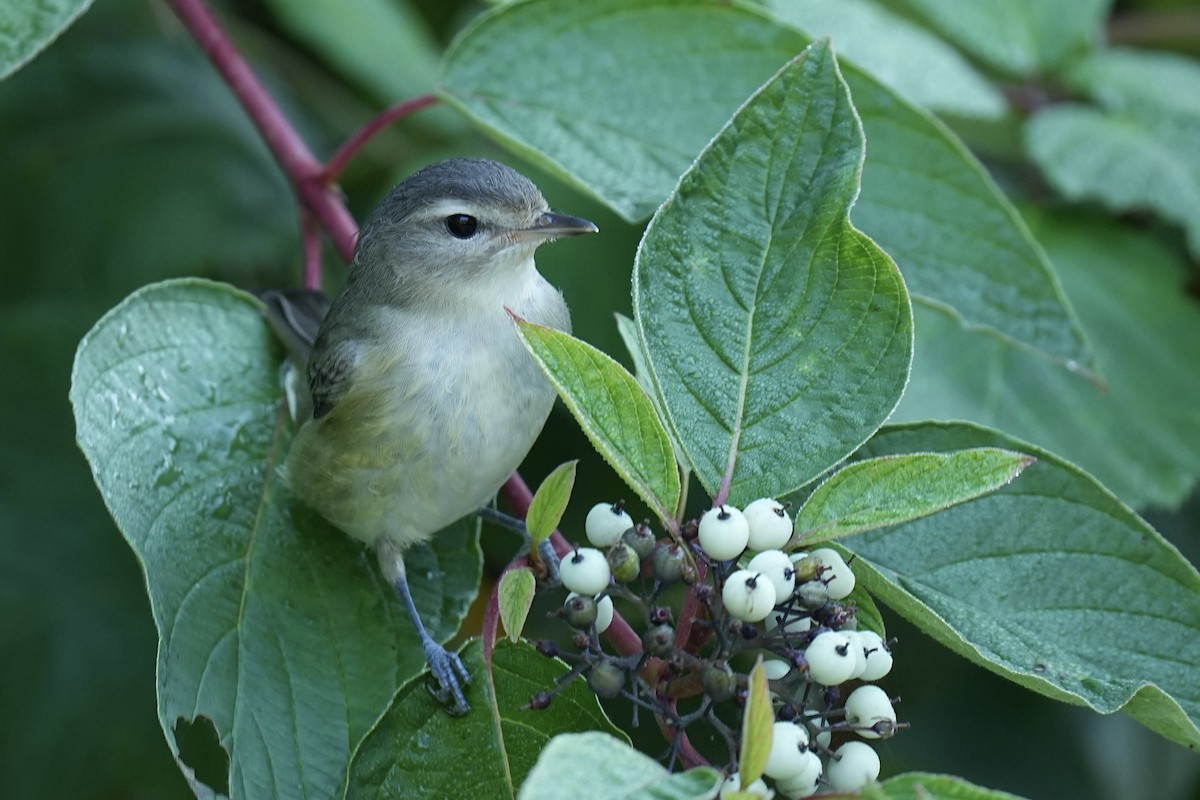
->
[444,214,478,239]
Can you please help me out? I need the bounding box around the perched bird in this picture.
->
[262,159,597,714]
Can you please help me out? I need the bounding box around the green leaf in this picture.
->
[348,641,628,799]
[614,313,656,402]
[615,311,691,500]
[843,421,1200,750]
[869,772,1030,800]
[894,208,1200,509]
[440,0,1093,374]
[1066,46,1200,119]
[1025,48,1200,260]
[758,0,1005,119]
[842,62,1092,374]
[515,320,681,523]
[70,280,482,800]
[0,0,93,80]
[1026,107,1200,259]
[738,658,772,786]
[635,42,912,504]
[499,568,537,643]
[842,580,886,640]
[886,0,1110,77]
[517,732,722,800]
[796,449,1035,544]
[261,0,439,104]
[527,460,578,545]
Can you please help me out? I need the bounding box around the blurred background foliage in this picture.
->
[1,0,1197,798]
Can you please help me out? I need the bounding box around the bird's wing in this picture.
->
[258,289,332,366]
[308,336,362,420]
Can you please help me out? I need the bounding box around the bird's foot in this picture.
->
[424,641,471,716]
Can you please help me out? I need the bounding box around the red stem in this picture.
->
[324,95,441,181]
[165,0,358,263]
[300,211,322,291]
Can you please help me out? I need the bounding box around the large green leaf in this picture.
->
[796,449,1034,544]
[516,732,722,800]
[1067,47,1200,119]
[517,320,681,523]
[0,0,93,79]
[869,772,1029,800]
[346,641,626,799]
[759,0,1005,119]
[70,280,482,800]
[842,421,1200,750]
[894,208,1200,509]
[1026,48,1200,259]
[885,0,1111,77]
[635,42,912,504]
[439,0,1093,374]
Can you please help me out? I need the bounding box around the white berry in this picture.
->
[773,751,822,799]
[560,547,611,595]
[698,505,750,562]
[762,658,792,680]
[564,592,614,634]
[845,684,897,739]
[763,721,811,779]
[803,712,832,749]
[743,497,793,551]
[857,630,893,681]
[722,569,777,622]
[747,549,795,603]
[843,630,869,681]
[827,741,880,792]
[720,772,771,799]
[765,608,812,635]
[804,631,856,686]
[585,501,633,548]
[810,547,856,599]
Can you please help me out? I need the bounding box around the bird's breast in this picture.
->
[287,285,568,548]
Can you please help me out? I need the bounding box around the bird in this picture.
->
[261,158,597,714]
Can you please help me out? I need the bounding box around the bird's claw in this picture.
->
[424,642,471,716]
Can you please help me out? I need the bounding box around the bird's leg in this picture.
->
[476,506,561,584]
[377,540,471,716]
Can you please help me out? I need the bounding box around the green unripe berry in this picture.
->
[562,594,598,629]
[621,522,657,560]
[651,543,686,583]
[587,660,627,699]
[791,553,820,583]
[700,660,736,702]
[641,623,676,658]
[564,592,614,634]
[607,542,641,583]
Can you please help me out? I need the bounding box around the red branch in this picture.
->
[324,94,440,181]
[166,0,358,262]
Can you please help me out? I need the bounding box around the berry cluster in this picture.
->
[533,499,902,798]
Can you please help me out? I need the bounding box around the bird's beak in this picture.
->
[519,211,599,240]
